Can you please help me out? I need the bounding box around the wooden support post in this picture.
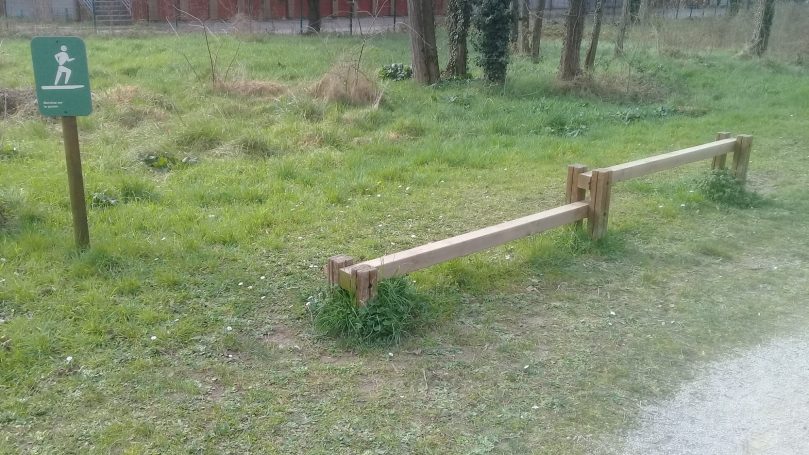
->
[566,164,588,229]
[711,132,731,170]
[587,169,613,241]
[732,134,753,186]
[325,255,354,286]
[351,264,378,305]
[61,116,90,250]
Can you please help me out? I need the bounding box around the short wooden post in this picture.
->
[732,134,753,186]
[351,264,378,305]
[711,132,731,170]
[587,169,613,241]
[566,164,588,229]
[325,255,354,286]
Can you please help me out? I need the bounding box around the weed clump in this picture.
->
[378,63,413,81]
[698,169,762,208]
[312,63,382,107]
[312,278,428,345]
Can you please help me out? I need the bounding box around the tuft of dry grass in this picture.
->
[312,63,383,107]
[551,71,667,103]
[98,85,144,105]
[214,80,288,98]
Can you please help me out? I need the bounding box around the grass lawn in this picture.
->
[1,18,809,453]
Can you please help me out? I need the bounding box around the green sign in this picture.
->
[31,37,92,117]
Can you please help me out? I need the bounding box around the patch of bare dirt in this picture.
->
[261,325,300,349]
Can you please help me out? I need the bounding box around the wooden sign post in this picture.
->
[31,36,93,250]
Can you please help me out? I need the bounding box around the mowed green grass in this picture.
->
[1,20,809,453]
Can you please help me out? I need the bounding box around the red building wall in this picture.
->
[132,0,444,21]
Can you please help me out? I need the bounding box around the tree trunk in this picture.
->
[530,0,546,63]
[558,0,587,81]
[744,0,776,57]
[615,0,631,56]
[408,0,441,84]
[307,0,321,33]
[584,0,604,72]
[638,0,650,24]
[510,0,520,46]
[728,0,740,16]
[518,0,531,53]
[444,0,472,78]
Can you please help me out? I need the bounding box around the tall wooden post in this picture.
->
[732,135,753,186]
[711,132,732,170]
[587,169,613,240]
[61,117,90,250]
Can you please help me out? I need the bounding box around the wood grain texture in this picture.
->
[338,202,589,285]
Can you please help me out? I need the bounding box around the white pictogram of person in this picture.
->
[54,45,75,85]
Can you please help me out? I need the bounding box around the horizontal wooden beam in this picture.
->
[577,138,738,189]
[338,202,589,287]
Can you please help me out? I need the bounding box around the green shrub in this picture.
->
[698,169,762,208]
[378,63,413,81]
[312,278,428,345]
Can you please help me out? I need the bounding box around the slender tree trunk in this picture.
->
[744,0,776,57]
[728,0,740,16]
[510,0,520,46]
[584,0,604,72]
[444,0,471,78]
[615,0,630,56]
[306,0,321,33]
[558,0,587,80]
[531,0,546,63]
[408,0,441,84]
[637,0,650,24]
[519,0,531,53]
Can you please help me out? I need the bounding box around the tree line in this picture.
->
[402,0,780,85]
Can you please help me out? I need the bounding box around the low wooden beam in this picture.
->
[338,202,589,287]
[577,138,738,189]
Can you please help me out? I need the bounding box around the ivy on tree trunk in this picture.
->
[472,0,512,84]
[745,0,776,57]
[444,0,472,78]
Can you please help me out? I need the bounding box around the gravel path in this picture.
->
[617,336,809,455]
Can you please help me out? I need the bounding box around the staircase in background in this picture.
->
[79,0,133,26]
